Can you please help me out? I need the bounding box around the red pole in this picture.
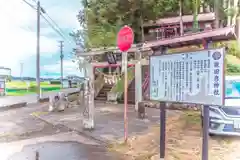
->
[123,52,128,143]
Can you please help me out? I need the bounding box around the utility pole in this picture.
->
[59,41,64,88]
[36,1,41,101]
[20,63,23,81]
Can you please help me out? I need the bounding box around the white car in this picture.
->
[202,76,240,136]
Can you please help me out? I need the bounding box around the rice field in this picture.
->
[5,80,61,96]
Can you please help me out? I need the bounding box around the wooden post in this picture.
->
[83,62,95,129]
[159,46,168,160]
[135,49,142,111]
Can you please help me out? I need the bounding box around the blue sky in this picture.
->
[0,0,82,78]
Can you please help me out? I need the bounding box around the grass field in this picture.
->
[6,81,60,89]
[6,81,61,96]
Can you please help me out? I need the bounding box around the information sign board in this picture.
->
[150,48,225,106]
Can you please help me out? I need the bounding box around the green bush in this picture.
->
[227,63,240,75]
[50,80,61,85]
[28,85,37,92]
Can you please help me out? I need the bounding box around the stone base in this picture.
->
[107,92,118,103]
[83,119,94,130]
[139,101,200,111]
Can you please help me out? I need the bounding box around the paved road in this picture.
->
[0,88,80,107]
[0,103,124,160]
[6,141,121,160]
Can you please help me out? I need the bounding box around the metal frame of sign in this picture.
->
[149,47,226,106]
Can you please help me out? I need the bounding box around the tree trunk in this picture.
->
[227,0,232,26]
[214,0,220,28]
[200,0,204,13]
[232,0,239,25]
[179,0,184,36]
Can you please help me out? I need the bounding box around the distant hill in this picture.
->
[11,76,36,81]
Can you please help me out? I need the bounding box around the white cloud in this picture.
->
[45,6,80,30]
[42,59,83,78]
[0,0,81,77]
[0,0,58,70]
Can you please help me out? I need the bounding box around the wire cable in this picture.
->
[22,0,36,10]
[40,14,74,45]
[30,0,74,45]
[21,0,75,45]
[44,13,73,42]
[40,14,67,40]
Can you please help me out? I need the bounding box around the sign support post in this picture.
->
[160,102,166,160]
[117,25,134,143]
[202,39,211,160]
[135,49,142,111]
[202,104,209,160]
[123,51,128,142]
[159,47,167,160]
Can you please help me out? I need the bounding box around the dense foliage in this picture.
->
[72,0,240,48]
[71,0,240,74]
[227,63,240,74]
[72,0,215,48]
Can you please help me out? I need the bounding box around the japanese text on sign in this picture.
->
[150,48,225,106]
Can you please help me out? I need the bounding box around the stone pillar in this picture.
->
[135,50,142,111]
[48,95,56,112]
[57,92,66,111]
[83,63,95,129]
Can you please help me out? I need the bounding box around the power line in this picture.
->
[22,0,36,10]
[41,15,74,45]
[30,0,74,44]
[21,0,74,45]
[40,14,67,40]
[43,11,73,42]
[41,14,74,45]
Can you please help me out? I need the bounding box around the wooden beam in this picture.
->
[144,26,235,48]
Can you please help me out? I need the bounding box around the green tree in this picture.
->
[72,0,221,49]
[75,0,184,48]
